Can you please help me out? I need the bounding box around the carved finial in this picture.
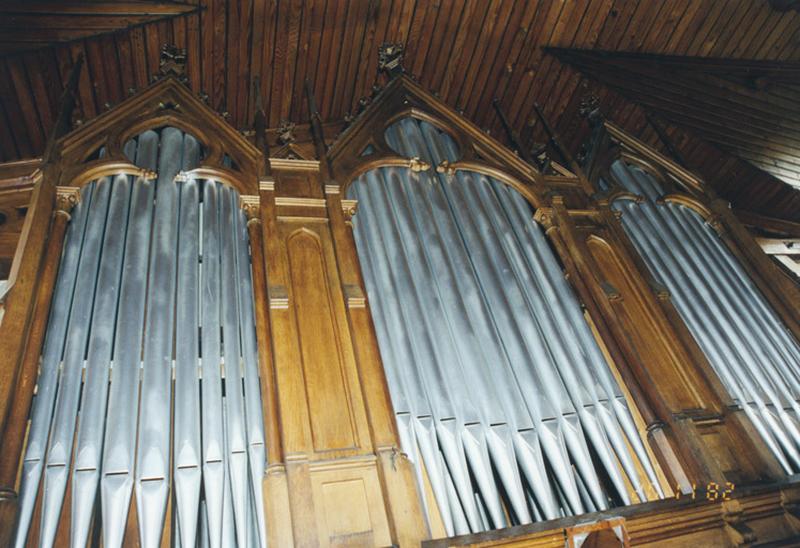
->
[239,195,260,223]
[277,120,297,144]
[378,42,405,77]
[155,44,188,84]
[198,91,210,105]
[55,186,81,219]
[579,92,603,126]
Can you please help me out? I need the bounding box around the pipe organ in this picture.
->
[610,160,800,475]
[349,118,662,536]
[14,128,267,547]
[1,73,800,546]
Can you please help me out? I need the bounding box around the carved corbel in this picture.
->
[239,195,260,226]
[341,199,358,222]
[533,207,555,229]
[55,186,81,220]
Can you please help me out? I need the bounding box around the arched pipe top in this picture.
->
[608,190,646,204]
[62,159,158,188]
[62,160,252,197]
[659,193,714,220]
[344,156,543,214]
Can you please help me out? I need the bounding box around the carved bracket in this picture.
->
[341,199,358,221]
[239,194,260,222]
[55,186,81,218]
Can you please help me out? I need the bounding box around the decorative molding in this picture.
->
[343,284,366,308]
[269,285,289,309]
[275,197,327,209]
[324,184,340,194]
[268,158,321,172]
[259,178,276,192]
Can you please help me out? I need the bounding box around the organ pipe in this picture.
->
[611,160,800,474]
[347,117,663,536]
[14,128,267,548]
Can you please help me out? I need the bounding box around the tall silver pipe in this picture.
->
[350,117,663,534]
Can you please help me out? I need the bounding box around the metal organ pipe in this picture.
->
[14,128,268,548]
[348,118,663,536]
[611,161,800,474]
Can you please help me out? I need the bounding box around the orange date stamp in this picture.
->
[675,481,735,501]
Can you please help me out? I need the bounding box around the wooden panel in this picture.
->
[309,460,392,547]
[586,235,706,411]
[286,228,358,453]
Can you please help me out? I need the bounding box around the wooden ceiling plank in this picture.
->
[344,0,374,117]
[114,31,136,95]
[200,0,213,95]
[495,0,551,123]
[437,0,478,102]
[418,0,455,91]
[447,0,493,109]
[0,101,20,161]
[225,0,241,125]
[319,0,348,118]
[6,57,44,154]
[101,34,124,107]
[330,0,363,118]
[23,52,54,139]
[643,0,691,53]
[211,0,226,112]
[473,0,537,127]
[143,23,161,84]
[663,1,709,54]
[457,0,510,116]
[482,0,539,128]
[595,0,637,50]
[127,25,149,92]
[731,12,788,59]
[236,0,254,127]
[258,0,279,124]
[465,0,522,119]
[573,0,615,50]
[0,3,198,16]
[186,13,201,94]
[683,1,727,56]
[753,11,799,59]
[360,0,394,94]
[288,0,317,122]
[248,0,267,123]
[505,0,566,126]
[406,0,438,80]
[731,6,780,60]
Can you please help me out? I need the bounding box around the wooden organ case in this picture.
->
[1,62,800,547]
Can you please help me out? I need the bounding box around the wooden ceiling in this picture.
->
[2,0,800,222]
[0,2,199,55]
